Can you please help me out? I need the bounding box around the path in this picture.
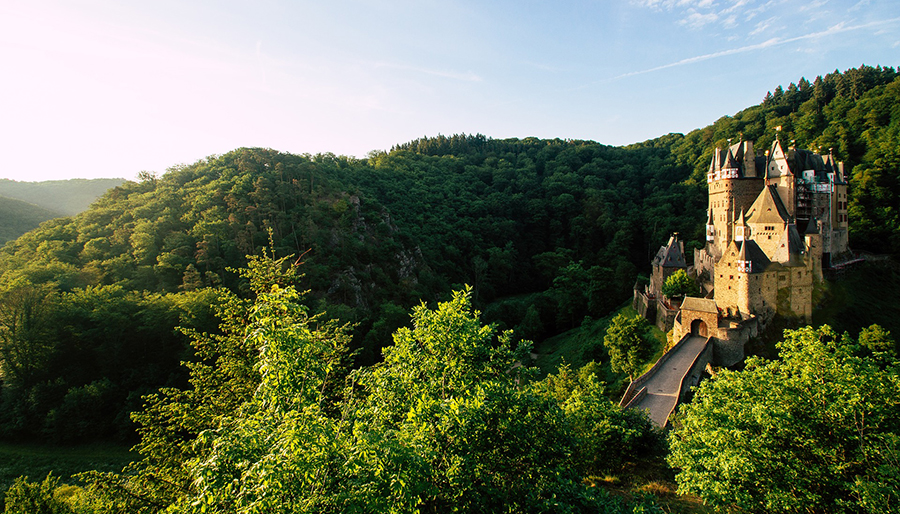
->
[630,335,709,426]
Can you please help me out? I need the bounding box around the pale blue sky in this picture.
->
[1,0,898,181]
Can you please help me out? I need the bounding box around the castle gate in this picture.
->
[675,297,719,342]
[690,318,708,337]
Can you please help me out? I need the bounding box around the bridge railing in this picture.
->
[619,332,693,407]
[621,386,647,410]
[664,337,713,427]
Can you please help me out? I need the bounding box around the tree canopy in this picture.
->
[603,314,653,382]
[76,253,664,513]
[668,325,900,513]
[661,269,699,298]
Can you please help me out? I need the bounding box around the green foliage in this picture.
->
[643,65,900,254]
[603,314,653,381]
[3,474,71,514]
[0,282,218,443]
[660,269,698,298]
[0,442,132,509]
[859,324,895,355]
[535,362,664,476]
[80,255,663,512]
[668,325,900,513]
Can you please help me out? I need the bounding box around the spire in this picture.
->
[737,240,752,273]
[735,208,748,242]
[804,216,819,235]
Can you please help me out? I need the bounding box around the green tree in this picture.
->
[661,269,699,298]
[168,287,600,513]
[603,314,653,382]
[668,325,900,513]
[535,361,664,475]
[3,474,72,514]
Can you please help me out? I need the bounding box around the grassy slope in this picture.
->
[533,303,669,400]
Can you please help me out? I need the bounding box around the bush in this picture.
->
[3,474,72,514]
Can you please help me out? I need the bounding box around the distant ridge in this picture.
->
[0,177,125,216]
[0,195,63,244]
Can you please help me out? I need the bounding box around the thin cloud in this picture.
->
[570,16,900,91]
[750,16,776,36]
[680,11,719,28]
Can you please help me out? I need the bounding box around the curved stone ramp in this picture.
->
[626,335,710,427]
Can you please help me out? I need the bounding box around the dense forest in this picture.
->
[1,65,899,512]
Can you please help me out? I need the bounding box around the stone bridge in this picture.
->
[620,334,712,427]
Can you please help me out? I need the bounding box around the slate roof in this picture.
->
[708,140,764,178]
[746,185,791,225]
[766,140,792,178]
[680,297,718,313]
[737,240,771,273]
[804,216,819,235]
[652,235,687,268]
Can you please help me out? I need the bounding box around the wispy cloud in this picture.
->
[680,11,719,29]
[750,16,776,36]
[571,16,900,90]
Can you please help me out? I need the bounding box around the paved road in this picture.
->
[631,335,709,426]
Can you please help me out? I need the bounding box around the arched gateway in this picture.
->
[690,318,708,337]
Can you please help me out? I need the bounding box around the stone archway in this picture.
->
[691,318,708,337]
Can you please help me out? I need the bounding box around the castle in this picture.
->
[634,137,850,366]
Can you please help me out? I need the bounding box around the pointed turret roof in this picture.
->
[766,140,793,178]
[722,149,739,170]
[804,216,819,235]
[652,234,687,268]
[736,240,770,273]
[746,185,791,225]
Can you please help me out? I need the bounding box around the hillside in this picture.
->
[0,178,125,216]
[0,196,62,245]
[0,65,897,448]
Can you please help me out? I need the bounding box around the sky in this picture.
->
[0,0,898,182]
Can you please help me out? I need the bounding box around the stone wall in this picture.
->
[633,289,655,320]
[656,299,679,333]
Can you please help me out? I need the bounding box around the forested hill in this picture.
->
[0,64,898,444]
[0,196,62,245]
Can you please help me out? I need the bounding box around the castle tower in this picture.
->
[805,216,823,282]
[650,233,687,298]
[765,140,796,218]
[707,140,765,254]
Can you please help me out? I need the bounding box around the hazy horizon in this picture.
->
[2,0,898,182]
